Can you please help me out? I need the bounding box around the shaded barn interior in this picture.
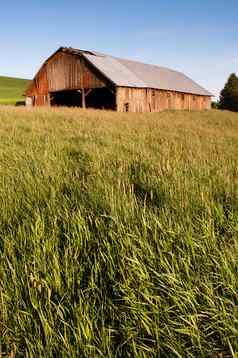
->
[51,90,81,107]
[51,88,116,109]
[26,47,212,112]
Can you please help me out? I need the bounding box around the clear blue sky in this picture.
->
[0,0,237,98]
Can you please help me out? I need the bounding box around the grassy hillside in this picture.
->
[0,76,30,105]
[0,107,237,357]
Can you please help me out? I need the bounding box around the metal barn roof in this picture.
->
[61,47,212,96]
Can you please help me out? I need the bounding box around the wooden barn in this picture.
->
[25,47,212,112]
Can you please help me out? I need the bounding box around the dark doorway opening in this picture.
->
[50,87,116,110]
[51,90,82,107]
[86,88,116,110]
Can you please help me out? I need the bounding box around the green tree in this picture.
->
[219,73,238,111]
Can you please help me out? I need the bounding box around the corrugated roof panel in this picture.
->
[117,58,211,96]
[84,54,147,87]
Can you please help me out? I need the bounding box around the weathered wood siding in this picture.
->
[47,52,106,92]
[116,87,211,112]
[26,65,49,106]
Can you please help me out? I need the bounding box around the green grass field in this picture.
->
[0,76,30,105]
[0,107,237,357]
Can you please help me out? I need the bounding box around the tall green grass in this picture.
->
[0,107,237,357]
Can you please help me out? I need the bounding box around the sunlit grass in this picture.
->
[0,76,30,105]
[0,106,237,357]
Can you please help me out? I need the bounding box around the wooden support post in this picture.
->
[48,94,51,106]
[81,59,86,109]
[82,87,86,108]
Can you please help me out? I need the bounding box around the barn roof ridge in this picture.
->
[61,47,189,74]
[61,46,192,78]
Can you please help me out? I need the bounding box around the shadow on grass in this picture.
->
[129,161,166,210]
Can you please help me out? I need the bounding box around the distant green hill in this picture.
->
[0,76,31,105]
